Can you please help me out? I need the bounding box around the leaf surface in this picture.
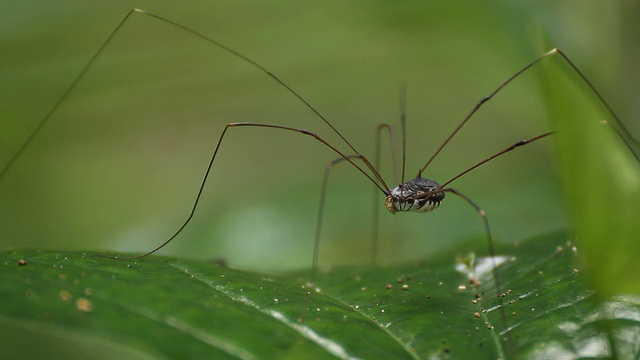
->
[2,233,639,359]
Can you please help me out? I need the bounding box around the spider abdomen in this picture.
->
[384,177,445,214]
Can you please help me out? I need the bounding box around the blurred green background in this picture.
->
[1,1,638,273]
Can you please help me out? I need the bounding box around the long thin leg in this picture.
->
[106,121,389,261]
[373,82,408,265]
[1,8,395,267]
[0,8,368,182]
[0,10,139,181]
[412,132,553,206]
[311,123,398,276]
[439,131,554,189]
[419,48,639,174]
[398,83,408,185]
[411,131,555,354]
[372,124,399,266]
[132,9,366,157]
[598,119,639,162]
[551,49,639,159]
[437,187,513,358]
[375,124,398,186]
[311,129,553,274]
[311,155,362,280]
[407,130,556,349]
[438,188,498,292]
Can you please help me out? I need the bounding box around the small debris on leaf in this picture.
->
[75,298,93,312]
[59,290,72,302]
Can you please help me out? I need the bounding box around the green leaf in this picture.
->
[537,49,640,298]
[2,233,639,359]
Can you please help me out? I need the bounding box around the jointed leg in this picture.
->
[107,121,389,261]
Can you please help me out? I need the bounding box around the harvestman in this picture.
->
[3,9,637,340]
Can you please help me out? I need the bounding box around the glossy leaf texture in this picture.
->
[2,233,639,359]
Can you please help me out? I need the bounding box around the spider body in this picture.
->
[384,177,445,214]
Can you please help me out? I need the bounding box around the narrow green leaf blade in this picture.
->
[538,49,640,297]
